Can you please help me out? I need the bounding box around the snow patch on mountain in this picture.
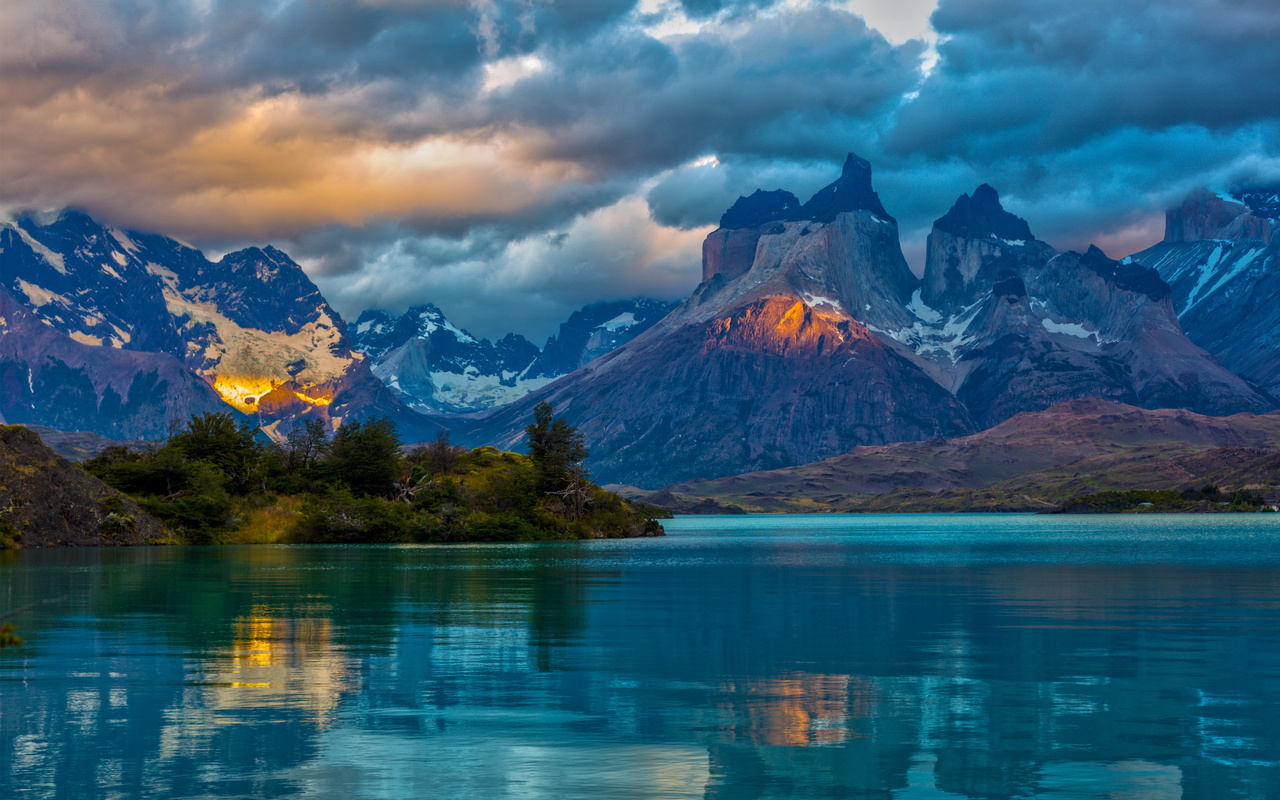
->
[801,292,843,311]
[906,289,942,323]
[5,223,67,274]
[427,370,556,412]
[1042,318,1099,342]
[600,312,638,331]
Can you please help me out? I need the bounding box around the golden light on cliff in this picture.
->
[212,375,334,413]
[212,376,276,412]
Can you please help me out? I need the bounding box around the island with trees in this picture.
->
[72,401,666,545]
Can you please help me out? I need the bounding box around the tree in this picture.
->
[418,429,462,476]
[284,418,330,471]
[168,412,263,492]
[325,417,402,497]
[525,401,588,495]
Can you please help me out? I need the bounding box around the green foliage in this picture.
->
[525,401,588,494]
[325,417,402,497]
[0,518,21,551]
[283,418,329,471]
[0,623,21,649]
[169,412,264,492]
[414,429,463,476]
[1061,487,1269,513]
[98,495,138,540]
[86,411,661,545]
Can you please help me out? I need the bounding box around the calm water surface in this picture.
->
[3,514,1280,799]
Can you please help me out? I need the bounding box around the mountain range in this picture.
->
[3,157,1279,493]
[466,156,1276,487]
[350,298,674,415]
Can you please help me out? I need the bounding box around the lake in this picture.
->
[3,513,1280,799]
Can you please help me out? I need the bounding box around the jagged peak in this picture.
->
[791,153,893,224]
[718,189,800,230]
[1075,245,1169,300]
[991,269,1027,299]
[934,184,1035,244]
[221,245,299,267]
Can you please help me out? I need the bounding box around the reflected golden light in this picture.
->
[717,673,875,746]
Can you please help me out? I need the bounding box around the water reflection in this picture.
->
[2,515,1280,798]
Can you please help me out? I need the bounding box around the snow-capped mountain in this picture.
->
[352,299,674,414]
[897,185,1270,427]
[1131,186,1280,395]
[0,210,439,440]
[524,299,678,379]
[468,157,1274,488]
[351,304,543,415]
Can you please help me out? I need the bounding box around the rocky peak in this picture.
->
[1164,187,1279,244]
[718,189,800,230]
[921,185,1049,311]
[934,184,1034,243]
[1076,245,1170,300]
[791,153,893,224]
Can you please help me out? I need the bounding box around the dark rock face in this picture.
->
[1134,186,1280,395]
[0,425,165,547]
[933,184,1033,242]
[1163,187,1280,244]
[0,210,439,441]
[791,153,893,224]
[719,189,800,230]
[910,186,1271,428]
[469,160,1275,488]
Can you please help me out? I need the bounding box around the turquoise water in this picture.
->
[3,513,1280,799]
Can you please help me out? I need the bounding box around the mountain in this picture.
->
[467,155,977,487]
[524,298,678,378]
[1130,186,1280,395]
[351,298,677,414]
[649,398,1280,512]
[351,304,543,414]
[0,210,439,440]
[899,185,1272,427]
[466,157,1273,488]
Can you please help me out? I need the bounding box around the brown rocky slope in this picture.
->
[0,425,165,547]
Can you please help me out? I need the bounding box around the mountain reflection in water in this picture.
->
[2,514,1279,799]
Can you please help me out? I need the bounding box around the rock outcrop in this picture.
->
[0,425,165,547]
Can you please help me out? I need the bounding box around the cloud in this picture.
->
[310,195,706,341]
[2,0,1280,338]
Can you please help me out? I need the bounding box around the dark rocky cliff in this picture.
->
[0,425,165,547]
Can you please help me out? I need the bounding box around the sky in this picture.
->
[2,0,1279,342]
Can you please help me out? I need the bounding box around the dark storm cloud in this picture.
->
[3,0,1280,337]
[876,0,1280,262]
[493,6,920,171]
[893,0,1280,159]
